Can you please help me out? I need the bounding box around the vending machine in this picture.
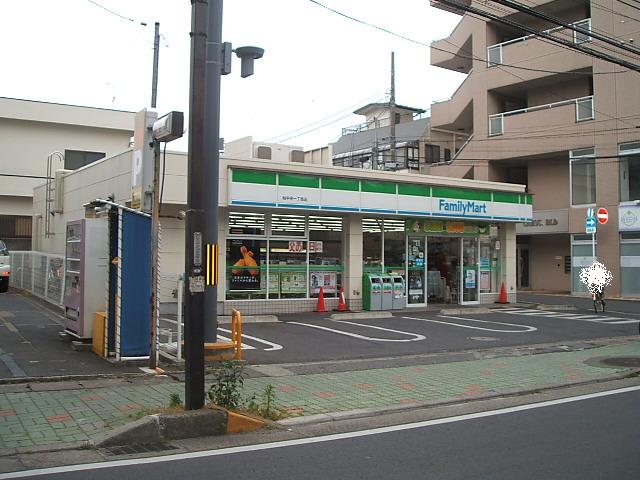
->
[63,218,108,339]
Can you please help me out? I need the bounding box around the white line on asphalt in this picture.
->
[289,321,426,342]
[5,385,640,479]
[218,328,283,351]
[216,335,255,350]
[402,315,537,333]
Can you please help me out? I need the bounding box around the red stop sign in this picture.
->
[597,207,608,224]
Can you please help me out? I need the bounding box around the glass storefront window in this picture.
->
[271,214,306,237]
[268,240,307,299]
[309,216,343,298]
[226,239,267,300]
[571,234,595,293]
[620,233,640,296]
[383,219,405,277]
[480,235,501,293]
[363,218,383,273]
[228,212,265,236]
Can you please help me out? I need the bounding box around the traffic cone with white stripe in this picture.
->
[334,287,349,312]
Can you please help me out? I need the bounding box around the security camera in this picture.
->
[234,46,265,78]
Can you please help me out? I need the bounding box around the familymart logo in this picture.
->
[438,199,488,215]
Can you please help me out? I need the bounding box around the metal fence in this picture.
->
[9,251,65,306]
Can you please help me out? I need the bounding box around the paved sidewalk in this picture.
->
[1,337,638,453]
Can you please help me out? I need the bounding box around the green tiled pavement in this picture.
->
[0,340,638,451]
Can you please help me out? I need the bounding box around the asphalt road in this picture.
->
[9,386,640,480]
[230,305,639,364]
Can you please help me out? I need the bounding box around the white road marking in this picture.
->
[290,321,425,342]
[403,315,536,333]
[5,385,640,479]
[216,335,255,350]
[218,328,283,351]
[494,308,640,325]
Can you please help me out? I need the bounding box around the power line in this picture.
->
[86,0,147,25]
[436,0,640,71]
[306,0,430,47]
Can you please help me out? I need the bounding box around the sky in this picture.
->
[0,0,465,152]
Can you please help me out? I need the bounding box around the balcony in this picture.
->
[489,96,594,136]
[486,19,593,88]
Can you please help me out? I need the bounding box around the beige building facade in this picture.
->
[428,0,640,296]
[0,97,134,249]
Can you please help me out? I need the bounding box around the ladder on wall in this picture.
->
[45,152,64,238]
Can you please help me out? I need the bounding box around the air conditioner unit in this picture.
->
[53,169,72,213]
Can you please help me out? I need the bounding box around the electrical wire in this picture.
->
[85,0,146,25]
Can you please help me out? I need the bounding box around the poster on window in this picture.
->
[310,271,337,295]
[479,270,491,291]
[464,269,476,289]
[280,272,307,293]
[229,239,261,290]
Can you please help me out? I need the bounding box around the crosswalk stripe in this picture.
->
[603,319,640,324]
[492,307,640,325]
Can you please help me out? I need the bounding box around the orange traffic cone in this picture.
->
[334,287,348,312]
[497,282,509,304]
[315,287,327,312]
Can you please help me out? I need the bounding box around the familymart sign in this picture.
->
[229,169,532,222]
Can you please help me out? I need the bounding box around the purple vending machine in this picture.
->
[63,218,108,339]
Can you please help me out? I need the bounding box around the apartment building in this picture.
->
[0,97,135,250]
[428,0,640,296]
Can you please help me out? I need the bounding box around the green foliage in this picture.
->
[168,393,183,408]
[207,360,245,410]
[246,384,285,420]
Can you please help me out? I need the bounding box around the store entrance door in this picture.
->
[461,237,480,304]
[425,236,460,304]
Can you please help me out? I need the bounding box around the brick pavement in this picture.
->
[0,338,638,451]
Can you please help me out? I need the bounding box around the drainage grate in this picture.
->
[101,443,178,457]
[600,356,640,368]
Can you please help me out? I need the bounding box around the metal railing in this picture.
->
[9,251,65,306]
[488,95,594,136]
[487,18,592,66]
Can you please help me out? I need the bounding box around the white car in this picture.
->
[0,240,9,293]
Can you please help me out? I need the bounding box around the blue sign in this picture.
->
[586,217,596,227]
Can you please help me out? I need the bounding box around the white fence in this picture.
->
[9,251,65,306]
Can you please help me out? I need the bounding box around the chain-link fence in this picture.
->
[9,251,66,306]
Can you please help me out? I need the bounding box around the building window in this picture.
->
[271,214,306,237]
[444,148,451,162]
[309,216,343,298]
[570,148,596,205]
[383,219,405,277]
[407,146,419,170]
[487,44,502,66]
[425,144,441,164]
[363,218,383,273]
[64,150,105,170]
[0,215,32,250]
[226,239,267,300]
[619,142,640,202]
[575,96,594,122]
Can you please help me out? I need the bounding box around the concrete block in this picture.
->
[158,409,227,441]
[93,416,160,447]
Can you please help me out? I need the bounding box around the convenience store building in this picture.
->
[33,140,532,315]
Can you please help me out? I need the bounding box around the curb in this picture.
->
[278,370,640,427]
[0,372,155,386]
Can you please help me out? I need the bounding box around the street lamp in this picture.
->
[184,0,264,410]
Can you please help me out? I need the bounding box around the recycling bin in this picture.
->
[391,275,406,310]
[362,274,383,311]
[381,275,393,310]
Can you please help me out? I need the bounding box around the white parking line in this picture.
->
[403,315,537,333]
[219,328,283,351]
[289,321,426,342]
[216,335,255,350]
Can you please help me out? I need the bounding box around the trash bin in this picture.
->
[362,274,383,311]
[391,275,406,310]
[381,275,393,310]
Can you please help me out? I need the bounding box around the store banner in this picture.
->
[229,239,261,290]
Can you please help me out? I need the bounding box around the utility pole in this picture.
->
[389,52,396,171]
[203,0,223,345]
[184,0,208,411]
[151,22,160,108]
[149,21,161,370]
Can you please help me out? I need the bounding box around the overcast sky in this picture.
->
[1,0,465,151]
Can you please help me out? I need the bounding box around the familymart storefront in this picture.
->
[220,162,532,314]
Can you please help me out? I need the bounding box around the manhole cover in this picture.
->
[600,357,640,367]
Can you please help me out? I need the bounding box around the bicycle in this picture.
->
[592,289,605,313]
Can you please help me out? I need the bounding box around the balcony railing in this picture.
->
[488,95,594,136]
[487,18,591,67]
